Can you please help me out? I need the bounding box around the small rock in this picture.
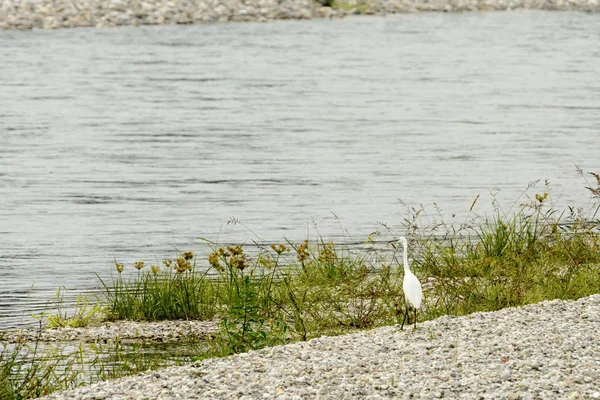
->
[93,391,109,400]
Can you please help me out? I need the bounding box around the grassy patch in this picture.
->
[99,239,406,358]
[97,252,219,322]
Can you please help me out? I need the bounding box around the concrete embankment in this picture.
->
[1,0,599,30]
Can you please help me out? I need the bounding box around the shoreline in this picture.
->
[1,0,599,31]
[38,295,600,399]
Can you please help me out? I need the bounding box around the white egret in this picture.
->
[398,236,422,330]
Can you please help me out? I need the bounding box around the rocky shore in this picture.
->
[39,294,600,399]
[1,0,599,30]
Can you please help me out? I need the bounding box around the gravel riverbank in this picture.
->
[40,294,600,399]
[1,0,599,30]
[2,319,219,343]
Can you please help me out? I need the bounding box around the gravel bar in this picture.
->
[41,294,600,399]
[2,0,600,31]
[2,320,219,343]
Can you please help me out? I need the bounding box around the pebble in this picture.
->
[1,0,599,30]
[38,294,600,399]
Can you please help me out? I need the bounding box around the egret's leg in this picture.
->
[400,307,409,330]
[413,308,417,330]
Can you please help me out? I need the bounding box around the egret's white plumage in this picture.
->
[399,237,422,308]
[399,236,422,329]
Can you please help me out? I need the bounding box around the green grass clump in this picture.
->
[98,252,219,322]
[416,210,600,318]
[33,288,105,329]
[111,241,403,353]
[97,237,407,359]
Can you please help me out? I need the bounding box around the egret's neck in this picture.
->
[403,241,411,273]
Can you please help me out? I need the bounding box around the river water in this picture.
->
[1,11,599,329]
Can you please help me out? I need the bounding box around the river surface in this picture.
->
[1,11,599,329]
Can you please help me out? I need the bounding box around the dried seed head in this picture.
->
[318,242,337,262]
[230,253,248,271]
[175,257,189,273]
[208,252,221,269]
[535,192,548,203]
[296,240,310,262]
[115,263,124,273]
[218,248,229,258]
[270,243,290,255]
[258,254,274,268]
[227,245,244,256]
